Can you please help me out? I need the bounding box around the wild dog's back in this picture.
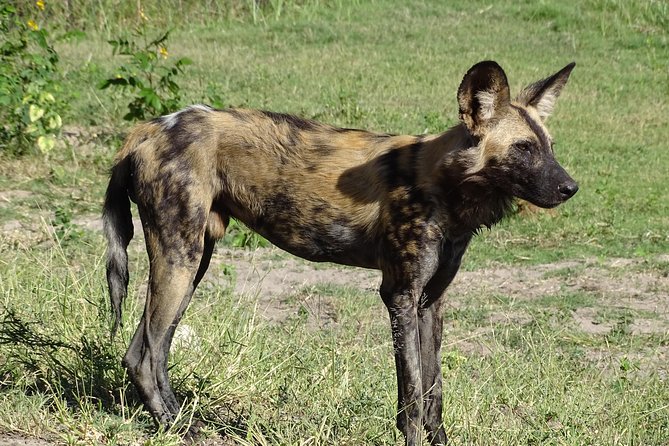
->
[115,105,427,268]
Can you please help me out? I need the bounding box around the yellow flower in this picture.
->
[139,8,148,22]
[36,0,45,10]
[159,46,168,59]
[27,19,39,31]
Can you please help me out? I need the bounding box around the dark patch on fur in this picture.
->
[511,105,550,151]
[332,127,362,133]
[224,108,248,122]
[332,127,391,139]
[313,143,333,157]
[159,109,208,166]
[382,142,421,190]
[436,153,513,234]
[261,110,318,131]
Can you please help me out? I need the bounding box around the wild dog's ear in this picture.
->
[457,61,511,138]
[517,62,576,120]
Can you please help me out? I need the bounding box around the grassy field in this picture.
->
[1,0,668,444]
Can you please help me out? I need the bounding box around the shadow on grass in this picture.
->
[0,306,261,441]
[0,306,130,408]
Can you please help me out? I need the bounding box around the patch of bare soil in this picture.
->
[205,248,379,327]
[0,435,52,446]
[0,190,55,248]
[0,190,34,203]
[202,248,668,336]
[200,248,668,376]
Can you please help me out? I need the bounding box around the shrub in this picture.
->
[99,11,192,121]
[0,1,64,155]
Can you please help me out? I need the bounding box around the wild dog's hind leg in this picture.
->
[155,233,218,415]
[124,203,219,427]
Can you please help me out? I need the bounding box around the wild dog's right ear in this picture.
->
[457,61,510,138]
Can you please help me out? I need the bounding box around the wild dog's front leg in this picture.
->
[418,238,471,445]
[417,301,446,446]
[379,213,443,444]
[381,283,424,446]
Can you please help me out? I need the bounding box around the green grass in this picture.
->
[22,0,668,264]
[2,242,667,444]
[1,0,668,444]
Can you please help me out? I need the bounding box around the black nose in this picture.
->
[558,181,579,200]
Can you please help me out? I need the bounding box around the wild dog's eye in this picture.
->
[514,141,533,157]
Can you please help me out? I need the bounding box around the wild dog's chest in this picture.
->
[378,188,445,269]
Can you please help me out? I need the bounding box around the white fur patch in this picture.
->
[534,91,557,118]
[476,90,497,121]
[161,104,213,129]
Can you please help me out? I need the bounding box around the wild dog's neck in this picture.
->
[420,123,513,233]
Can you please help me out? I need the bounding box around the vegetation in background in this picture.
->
[223,219,270,249]
[98,12,192,121]
[0,1,64,155]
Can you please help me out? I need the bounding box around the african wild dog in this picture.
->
[103,61,578,445]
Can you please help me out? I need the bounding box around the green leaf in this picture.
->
[29,104,45,122]
[150,94,162,112]
[37,135,55,153]
[32,31,49,50]
[47,114,62,130]
[134,52,152,69]
[98,77,128,89]
[40,92,55,103]
[138,87,156,98]
[127,76,143,88]
[148,31,171,47]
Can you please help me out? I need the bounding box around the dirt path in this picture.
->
[202,247,669,334]
[0,435,52,446]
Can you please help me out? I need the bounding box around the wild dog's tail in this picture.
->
[103,127,149,337]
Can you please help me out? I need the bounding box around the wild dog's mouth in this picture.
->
[519,179,579,209]
[508,157,578,209]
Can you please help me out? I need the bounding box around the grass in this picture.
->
[17,0,669,265]
[1,0,668,444]
[2,241,667,444]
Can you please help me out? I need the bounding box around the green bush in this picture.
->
[0,2,65,155]
[99,16,192,121]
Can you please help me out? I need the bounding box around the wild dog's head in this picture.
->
[457,61,578,209]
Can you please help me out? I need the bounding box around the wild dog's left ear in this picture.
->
[517,62,576,120]
[458,61,511,138]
